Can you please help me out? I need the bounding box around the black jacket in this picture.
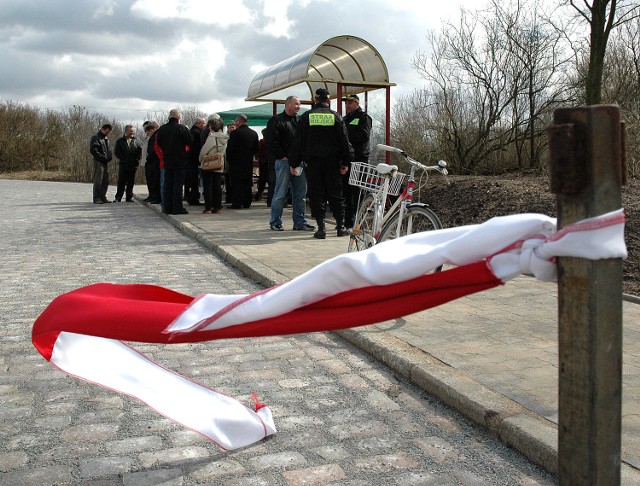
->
[266,111,298,163]
[189,124,203,164]
[114,136,142,167]
[289,102,353,168]
[225,124,258,175]
[344,107,372,162]
[146,131,160,167]
[89,131,113,164]
[154,118,193,169]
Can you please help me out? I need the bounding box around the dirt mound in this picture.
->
[419,173,639,296]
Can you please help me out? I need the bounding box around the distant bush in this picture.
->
[0,102,207,184]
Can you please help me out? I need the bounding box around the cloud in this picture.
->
[0,0,487,121]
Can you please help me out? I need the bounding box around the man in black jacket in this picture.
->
[225,114,258,209]
[289,88,353,239]
[113,124,142,202]
[267,95,314,232]
[154,109,193,215]
[90,123,113,204]
[185,118,205,206]
[342,94,372,228]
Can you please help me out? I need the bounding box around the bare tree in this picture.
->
[407,0,567,173]
[566,0,640,104]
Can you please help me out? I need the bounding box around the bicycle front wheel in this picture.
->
[378,205,443,270]
[348,193,376,252]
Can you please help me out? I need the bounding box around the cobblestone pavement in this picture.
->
[0,180,555,485]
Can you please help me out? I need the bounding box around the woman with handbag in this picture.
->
[199,116,229,214]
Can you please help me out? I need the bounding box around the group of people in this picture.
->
[90,89,372,239]
[267,88,372,239]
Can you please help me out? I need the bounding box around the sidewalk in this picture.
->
[138,190,640,481]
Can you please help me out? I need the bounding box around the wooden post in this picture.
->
[548,105,624,485]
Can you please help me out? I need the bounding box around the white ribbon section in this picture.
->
[168,210,626,334]
[51,332,276,450]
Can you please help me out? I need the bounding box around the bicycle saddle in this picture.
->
[375,163,398,175]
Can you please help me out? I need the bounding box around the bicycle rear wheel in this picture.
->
[348,193,376,252]
[378,205,443,271]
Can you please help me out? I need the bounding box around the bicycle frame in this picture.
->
[370,165,418,240]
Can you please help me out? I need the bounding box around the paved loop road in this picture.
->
[0,179,554,485]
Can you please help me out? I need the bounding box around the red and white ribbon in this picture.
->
[32,210,626,450]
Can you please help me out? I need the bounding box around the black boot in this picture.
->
[336,217,349,237]
[314,220,326,239]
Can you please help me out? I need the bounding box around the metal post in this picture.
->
[548,105,625,485]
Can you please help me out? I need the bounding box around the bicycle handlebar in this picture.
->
[376,143,449,183]
[376,143,404,154]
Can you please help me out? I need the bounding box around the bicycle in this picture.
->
[347,144,449,259]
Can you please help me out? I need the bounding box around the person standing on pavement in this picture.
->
[142,121,161,203]
[267,95,315,232]
[199,115,228,214]
[289,88,353,239]
[154,108,193,215]
[90,123,113,204]
[225,114,258,209]
[341,94,372,228]
[185,117,205,206]
[113,124,142,202]
[223,122,237,204]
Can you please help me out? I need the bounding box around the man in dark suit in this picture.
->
[225,114,258,209]
[114,124,142,202]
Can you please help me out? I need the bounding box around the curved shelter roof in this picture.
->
[246,35,394,102]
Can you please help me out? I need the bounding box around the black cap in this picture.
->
[315,88,330,100]
[342,94,360,103]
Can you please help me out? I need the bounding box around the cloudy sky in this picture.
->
[0,0,486,123]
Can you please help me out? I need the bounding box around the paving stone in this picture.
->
[281,463,346,485]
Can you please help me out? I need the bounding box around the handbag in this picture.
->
[201,137,224,172]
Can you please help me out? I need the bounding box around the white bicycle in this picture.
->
[348,144,449,264]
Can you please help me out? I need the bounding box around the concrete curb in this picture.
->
[142,198,639,480]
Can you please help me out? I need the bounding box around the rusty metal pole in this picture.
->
[548,105,624,485]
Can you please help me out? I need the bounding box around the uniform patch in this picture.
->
[349,119,360,125]
[309,113,335,126]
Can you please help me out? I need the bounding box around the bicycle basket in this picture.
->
[349,162,407,196]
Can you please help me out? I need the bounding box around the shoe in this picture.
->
[126,198,134,202]
[228,204,242,209]
[270,224,284,231]
[113,198,121,202]
[202,209,212,214]
[336,226,350,237]
[149,199,161,204]
[212,208,222,214]
[100,198,111,203]
[293,223,316,231]
[93,200,103,204]
[314,221,326,239]
[143,197,151,202]
[172,209,189,215]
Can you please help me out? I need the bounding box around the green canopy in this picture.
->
[217,103,278,126]
[217,103,307,126]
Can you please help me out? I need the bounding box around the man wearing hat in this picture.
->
[225,114,259,209]
[289,88,354,239]
[341,93,372,228]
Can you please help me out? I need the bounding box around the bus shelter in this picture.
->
[245,35,395,147]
